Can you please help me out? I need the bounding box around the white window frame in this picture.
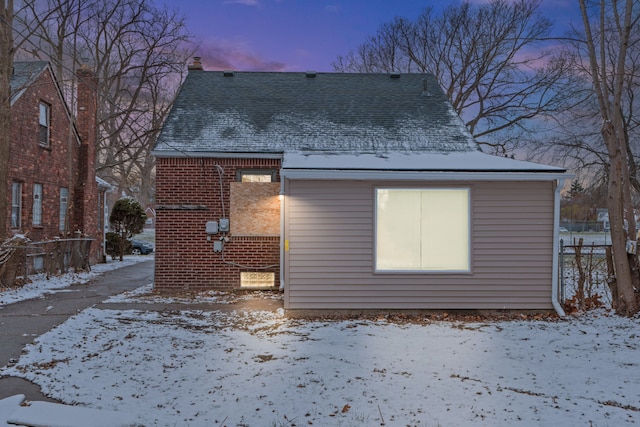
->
[11,182,22,229]
[33,183,43,226]
[375,187,471,273]
[59,187,69,233]
[39,102,50,147]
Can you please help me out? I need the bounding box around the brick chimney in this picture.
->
[73,64,99,249]
[188,56,204,71]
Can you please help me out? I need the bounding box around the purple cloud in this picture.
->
[193,38,288,71]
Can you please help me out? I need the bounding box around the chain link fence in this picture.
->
[559,238,613,311]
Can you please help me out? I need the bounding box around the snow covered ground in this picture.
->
[1,253,640,426]
[0,255,151,306]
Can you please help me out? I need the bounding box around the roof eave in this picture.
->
[151,149,284,159]
[281,169,571,181]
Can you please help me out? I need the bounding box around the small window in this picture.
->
[59,187,69,233]
[376,188,470,272]
[237,169,277,182]
[11,182,22,229]
[33,183,43,226]
[33,255,44,272]
[39,102,50,147]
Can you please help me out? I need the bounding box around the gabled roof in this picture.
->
[10,61,50,105]
[11,61,83,147]
[153,71,479,157]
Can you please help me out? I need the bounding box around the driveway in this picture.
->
[0,259,154,401]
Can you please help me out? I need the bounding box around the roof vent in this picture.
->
[390,72,401,79]
[422,79,431,96]
[223,70,234,77]
[305,71,317,78]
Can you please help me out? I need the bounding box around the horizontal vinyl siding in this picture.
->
[285,180,556,310]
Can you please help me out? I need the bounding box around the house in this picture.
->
[152,60,568,314]
[8,61,106,266]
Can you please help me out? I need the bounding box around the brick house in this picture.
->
[8,61,107,265]
[153,61,568,314]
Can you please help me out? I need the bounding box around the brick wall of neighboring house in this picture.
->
[73,67,101,262]
[155,157,281,291]
[8,67,80,243]
[8,64,103,264]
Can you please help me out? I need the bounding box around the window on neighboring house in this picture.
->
[33,255,45,272]
[375,188,470,272]
[33,183,43,226]
[39,102,50,147]
[59,187,69,233]
[11,182,22,229]
[237,169,277,182]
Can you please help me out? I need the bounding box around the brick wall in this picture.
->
[8,65,102,263]
[74,67,101,262]
[8,67,80,243]
[155,157,281,291]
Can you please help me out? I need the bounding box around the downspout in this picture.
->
[102,189,108,259]
[279,178,285,291]
[552,178,566,317]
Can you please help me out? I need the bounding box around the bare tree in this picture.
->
[13,0,192,208]
[577,0,640,316]
[333,0,578,155]
[0,0,14,239]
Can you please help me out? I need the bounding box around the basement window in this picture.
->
[32,255,44,272]
[240,272,275,288]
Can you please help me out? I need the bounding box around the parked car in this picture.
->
[559,227,569,233]
[130,239,154,255]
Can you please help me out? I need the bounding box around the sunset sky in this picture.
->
[169,0,579,72]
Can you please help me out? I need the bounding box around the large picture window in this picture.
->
[376,188,470,272]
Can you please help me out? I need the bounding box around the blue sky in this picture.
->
[170,0,579,72]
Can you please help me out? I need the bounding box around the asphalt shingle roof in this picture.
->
[10,61,49,104]
[153,71,480,156]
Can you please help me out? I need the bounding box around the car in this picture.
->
[559,227,569,233]
[130,239,154,255]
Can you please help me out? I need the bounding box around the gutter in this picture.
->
[281,169,568,182]
[552,178,567,317]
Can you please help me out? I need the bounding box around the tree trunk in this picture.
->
[0,1,14,240]
[603,123,639,315]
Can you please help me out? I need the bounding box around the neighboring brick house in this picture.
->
[153,60,568,314]
[8,61,106,265]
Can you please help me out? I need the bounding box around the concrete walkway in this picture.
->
[0,260,154,402]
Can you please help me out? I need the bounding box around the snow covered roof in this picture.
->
[96,176,114,190]
[282,151,567,180]
[153,71,479,156]
[10,61,49,105]
[284,151,565,172]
